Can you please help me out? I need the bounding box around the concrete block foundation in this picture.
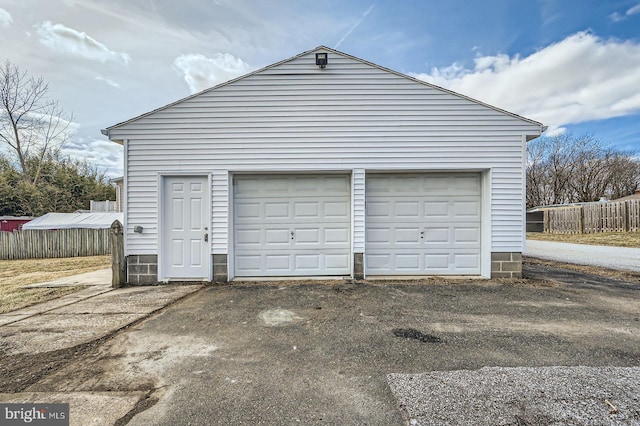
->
[354,253,364,280]
[491,252,522,279]
[213,254,228,284]
[127,255,158,285]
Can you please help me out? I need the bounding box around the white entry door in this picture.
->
[161,176,210,280]
[366,173,481,275]
[234,175,351,277]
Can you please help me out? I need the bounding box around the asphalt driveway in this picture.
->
[10,264,638,425]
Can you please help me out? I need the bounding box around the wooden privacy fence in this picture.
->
[0,228,111,260]
[544,199,640,234]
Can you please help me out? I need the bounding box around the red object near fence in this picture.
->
[0,216,32,232]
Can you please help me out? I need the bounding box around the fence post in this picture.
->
[110,220,125,288]
[624,201,629,232]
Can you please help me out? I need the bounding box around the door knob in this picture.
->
[204,233,208,242]
[420,230,425,239]
[291,231,294,240]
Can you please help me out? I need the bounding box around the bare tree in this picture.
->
[0,60,73,185]
[526,134,640,208]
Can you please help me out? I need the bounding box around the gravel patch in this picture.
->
[388,366,640,425]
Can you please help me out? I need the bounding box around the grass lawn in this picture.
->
[0,256,111,314]
[526,232,640,248]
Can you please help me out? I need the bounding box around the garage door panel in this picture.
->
[425,202,449,218]
[424,254,449,269]
[453,175,481,191]
[235,229,261,246]
[235,255,261,274]
[325,201,349,217]
[235,202,261,219]
[366,173,481,275]
[395,254,420,270]
[396,202,420,218]
[264,202,290,219]
[294,202,320,218]
[235,178,261,195]
[234,175,351,277]
[296,228,320,244]
[454,201,480,217]
[325,254,350,269]
[425,227,449,243]
[366,227,390,244]
[364,254,390,272]
[294,254,320,270]
[395,228,421,244]
[266,255,291,271]
[366,202,390,217]
[454,227,480,243]
[235,251,349,276]
[264,178,289,193]
[454,253,480,269]
[395,176,420,192]
[324,227,350,244]
[265,229,290,244]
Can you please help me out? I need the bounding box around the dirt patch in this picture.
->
[524,257,640,284]
[0,336,107,393]
[0,256,110,313]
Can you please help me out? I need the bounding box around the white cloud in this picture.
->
[543,126,566,137]
[173,53,251,93]
[608,11,625,22]
[95,76,121,88]
[609,2,640,21]
[35,21,131,64]
[0,7,12,27]
[410,32,640,130]
[62,138,123,177]
[626,2,640,16]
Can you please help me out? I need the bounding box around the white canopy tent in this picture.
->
[22,212,123,230]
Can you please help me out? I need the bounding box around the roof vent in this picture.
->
[315,52,328,69]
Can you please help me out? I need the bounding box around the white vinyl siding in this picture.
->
[111,49,541,257]
[352,169,365,253]
[211,170,228,253]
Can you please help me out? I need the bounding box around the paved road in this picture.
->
[525,239,640,272]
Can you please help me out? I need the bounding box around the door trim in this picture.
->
[158,173,212,282]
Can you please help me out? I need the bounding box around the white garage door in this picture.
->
[366,173,481,275]
[234,175,351,277]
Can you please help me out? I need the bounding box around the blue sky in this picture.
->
[1,0,639,176]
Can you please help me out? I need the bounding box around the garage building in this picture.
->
[103,46,544,284]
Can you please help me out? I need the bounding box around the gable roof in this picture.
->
[102,45,544,140]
